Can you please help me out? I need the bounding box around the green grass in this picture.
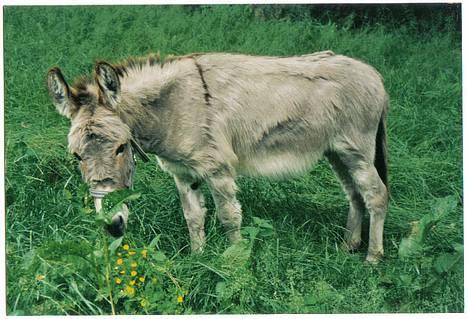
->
[4,5,463,314]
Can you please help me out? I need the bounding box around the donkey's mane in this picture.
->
[112,53,164,75]
[69,52,198,140]
[111,52,203,77]
[71,52,199,102]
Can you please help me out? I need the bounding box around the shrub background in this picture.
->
[4,4,462,314]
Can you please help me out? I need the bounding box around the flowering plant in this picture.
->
[28,187,187,315]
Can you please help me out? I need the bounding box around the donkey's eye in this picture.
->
[116,143,127,155]
[73,152,82,161]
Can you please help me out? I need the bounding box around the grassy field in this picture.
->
[4,5,463,314]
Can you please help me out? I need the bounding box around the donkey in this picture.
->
[47,51,389,263]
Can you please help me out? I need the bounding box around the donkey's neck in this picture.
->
[113,57,207,161]
[115,64,177,155]
[117,97,167,155]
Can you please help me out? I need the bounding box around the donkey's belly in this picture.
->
[236,150,322,179]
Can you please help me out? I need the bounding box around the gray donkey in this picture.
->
[47,51,389,263]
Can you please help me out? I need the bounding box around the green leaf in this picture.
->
[221,239,251,266]
[252,216,274,230]
[241,226,259,241]
[149,234,161,250]
[398,274,414,286]
[398,236,424,259]
[63,189,73,201]
[398,195,458,259]
[433,251,463,274]
[251,217,275,237]
[80,207,93,215]
[432,195,458,217]
[215,281,226,298]
[93,249,103,258]
[304,293,317,306]
[152,251,167,262]
[95,211,111,225]
[95,190,140,225]
[108,237,123,254]
[453,243,464,254]
[102,189,141,215]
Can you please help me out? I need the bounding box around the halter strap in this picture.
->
[130,138,150,162]
[90,189,109,199]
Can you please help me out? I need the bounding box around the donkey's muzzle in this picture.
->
[106,204,129,237]
[107,214,126,237]
[92,189,129,238]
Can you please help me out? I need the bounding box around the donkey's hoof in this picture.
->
[190,245,205,255]
[106,215,126,237]
[365,252,383,265]
[341,240,361,252]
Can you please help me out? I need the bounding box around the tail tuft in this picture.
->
[375,110,388,191]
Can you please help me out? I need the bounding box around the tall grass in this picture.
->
[4,5,462,314]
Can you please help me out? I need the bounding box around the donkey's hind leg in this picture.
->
[174,175,207,253]
[325,151,366,251]
[334,149,388,263]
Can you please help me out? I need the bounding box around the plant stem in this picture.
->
[155,264,181,290]
[102,232,116,315]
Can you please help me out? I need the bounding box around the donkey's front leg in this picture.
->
[174,175,207,253]
[207,174,242,243]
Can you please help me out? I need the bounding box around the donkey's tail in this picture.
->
[375,99,389,191]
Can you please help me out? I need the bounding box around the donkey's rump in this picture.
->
[194,52,386,178]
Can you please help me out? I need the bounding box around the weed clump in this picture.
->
[18,190,187,315]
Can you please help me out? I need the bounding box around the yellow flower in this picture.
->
[177,295,184,304]
[120,270,126,275]
[129,280,136,286]
[117,252,122,256]
[115,278,122,284]
[140,299,148,307]
[125,285,135,296]
[139,277,145,283]
[36,274,45,281]
[131,270,137,277]
[116,258,123,265]
[141,250,148,258]
[131,262,137,268]
[128,251,136,256]
[123,244,130,251]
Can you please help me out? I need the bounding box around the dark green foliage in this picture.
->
[5,4,462,314]
[248,3,461,33]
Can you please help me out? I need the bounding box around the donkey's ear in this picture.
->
[95,61,121,108]
[47,68,77,119]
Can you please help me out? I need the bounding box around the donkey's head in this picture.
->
[47,62,134,237]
